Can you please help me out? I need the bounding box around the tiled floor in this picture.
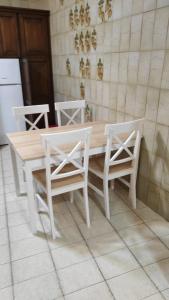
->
[1,146,169,300]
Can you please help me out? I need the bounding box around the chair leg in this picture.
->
[129,174,137,209]
[70,191,74,203]
[83,186,90,227]
[103,179,110,220]
[48,195,56,239]
[111,179,115,191]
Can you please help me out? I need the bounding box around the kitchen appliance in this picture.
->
[0,59,26,145]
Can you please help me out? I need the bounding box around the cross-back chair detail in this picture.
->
[88,119,143,220]
[55,100,85,126]
[104,120,143,171]
[33,127,92,239]
[13,104,49,131]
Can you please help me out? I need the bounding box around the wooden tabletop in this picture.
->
[7,121,108,161]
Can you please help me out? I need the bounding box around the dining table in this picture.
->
[7,121,133,234]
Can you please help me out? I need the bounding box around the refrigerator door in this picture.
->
[0,59,21,85]
[0,84,26,145]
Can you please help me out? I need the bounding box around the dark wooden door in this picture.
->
[0,12,20,57]
[19,13,49,57]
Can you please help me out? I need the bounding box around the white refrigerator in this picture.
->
[0,59,25,145]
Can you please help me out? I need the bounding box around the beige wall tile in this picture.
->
[138,52,151,85]
[135,85,147,117]
[111,53,119,83]
[141,11,155,50]
[130,14,142,51]
[120,17,131,51]
[153,7,169,49]
[145,88,160,121]
[113,0,122,20]
[149,51,165,88]
[117,84,126,112]
[132,0,144,14]
[143,120,156,152]
[144,0,156,11]
[125,85,136,115]
[111,20,121,52]
[153,124,169,157]
[161,51,169,89]
[128,52,139,84]
[157,0,169,8]
[119,53,129,83]
[157,90,169,126]
[122,0,132,17]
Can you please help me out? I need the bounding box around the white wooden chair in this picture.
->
[33,127,92,239]
[13,104,49,131]
[55,100,85,126]
[88,119,143,220]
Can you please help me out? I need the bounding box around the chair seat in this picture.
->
[89,155,133,179]
[33,164,84,192]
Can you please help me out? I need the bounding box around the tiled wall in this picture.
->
[49,0,169,220]
[0,0,29,7]
[1,0,169,219]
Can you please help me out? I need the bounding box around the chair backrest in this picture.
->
[104,119,144,173]
[13,104,49,131]
[41,127,92,191]
[55,100,86,126]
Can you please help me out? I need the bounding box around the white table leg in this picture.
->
[25,161,38,234]
[9,145,20,197]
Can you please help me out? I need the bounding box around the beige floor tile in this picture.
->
[0,244,10,265]
[96,247,139,279]
[145,258,169,291]
[47,225,83,251]
[145,293,165,299]
[0,202,5,215]
[109,198,130,216]
[11,237,49,261]
[162,289,169,299]
[86,231,125,257]
[160,235,169,248]
[146,220,169,237]
[8,211,29,227]
[107,268,157,300]
[52,241,92,269]
[9,223,44,242]
[135,207,163,223]
[0,264,11,289]
[0,286,13,300]
[130,238,169,266]
[6,198,27,214]
[78,219,114,240]
[65,282,113,300]
[110,211,143,231]
[0,215,7,230]
[0,228,8,246]
[119,223,156,246]
[58,259,103,295]
[41,211,75,230]
[12,252,54,284]
[14,272,62,300]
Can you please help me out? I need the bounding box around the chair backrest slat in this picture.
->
[41,127,92,190]
[13,104,49,131]
[104,119,144,172]
[55,100,86,126]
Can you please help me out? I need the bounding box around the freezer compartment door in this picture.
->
[0,59,21,85]
[0,85,26,145]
